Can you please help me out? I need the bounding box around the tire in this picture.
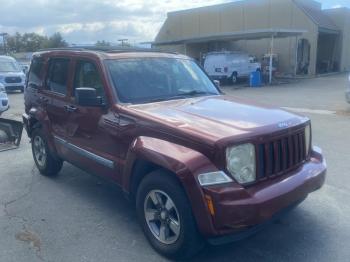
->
[20,87,24,93]
[31,128,63,176]
[231,72,238,84]
[136,170,204,260]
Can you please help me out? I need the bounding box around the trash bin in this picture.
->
[250,71,262,87]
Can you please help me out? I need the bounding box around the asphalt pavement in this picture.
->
[1,74,349,262]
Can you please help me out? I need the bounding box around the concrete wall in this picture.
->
[155,0,320,75]
[325,8,350,71]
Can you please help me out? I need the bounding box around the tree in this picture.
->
[95,40,111,47]
[45,32,67,49]
[5,32,68,53]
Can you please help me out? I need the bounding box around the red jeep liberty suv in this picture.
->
[23,48,327,259]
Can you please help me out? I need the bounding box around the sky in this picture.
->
[0,0,349,45]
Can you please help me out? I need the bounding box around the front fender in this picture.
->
[123,136,220,236]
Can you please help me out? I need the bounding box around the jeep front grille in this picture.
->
[257,130,307,180]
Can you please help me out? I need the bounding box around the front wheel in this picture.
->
[136,170,204,259]
[31,129,63,176]
[231,72,238,84]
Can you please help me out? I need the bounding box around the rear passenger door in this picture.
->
[41,57,72,137]
[25,56,45,111]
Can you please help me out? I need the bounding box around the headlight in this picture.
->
[305,124,311,156]
[198,171,233,186]
[226,143,256,184]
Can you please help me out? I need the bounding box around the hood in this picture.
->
[0,71,24,77]
[128,95,308,145]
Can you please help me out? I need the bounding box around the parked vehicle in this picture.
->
[204,51,261,84]
[23,48,326,259]
[0,83,9,113]
[346,74,350,104]
[0,56,26,92]
[0,83,23,151]
[19,62,31,75]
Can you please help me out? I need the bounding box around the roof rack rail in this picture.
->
[38,46,177,54]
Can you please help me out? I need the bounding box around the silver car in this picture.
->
[0,83,9,114]
[0,56,26,93]
[346,74,350,104]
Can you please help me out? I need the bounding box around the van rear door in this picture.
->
[204,54,226,77]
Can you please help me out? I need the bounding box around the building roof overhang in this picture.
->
[153,28,307,46]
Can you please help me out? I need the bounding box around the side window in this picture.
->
[46,58,70,95]
[73,60,105,98]
[28,57,44,89]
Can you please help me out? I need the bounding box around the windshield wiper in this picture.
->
[142,90,217,104]
[176,90,217,97]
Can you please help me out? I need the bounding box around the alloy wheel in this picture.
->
[33,136,47,168]
[144,190,181,245]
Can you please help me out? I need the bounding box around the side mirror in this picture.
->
[75,87,103,107]
[213,80,221,88]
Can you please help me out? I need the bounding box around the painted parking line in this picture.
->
[282,107,337,115]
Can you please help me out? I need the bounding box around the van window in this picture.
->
[46,58,70,95]
[28,57,44,89]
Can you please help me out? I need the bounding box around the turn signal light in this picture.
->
[205,195,215,216]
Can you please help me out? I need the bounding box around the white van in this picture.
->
[204,51,261,84]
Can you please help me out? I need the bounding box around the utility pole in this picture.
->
[0,33,8,55]
[118,39,128,47]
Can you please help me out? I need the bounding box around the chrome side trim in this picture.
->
[54,136,115,169]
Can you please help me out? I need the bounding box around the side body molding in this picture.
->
[123,136,219,236]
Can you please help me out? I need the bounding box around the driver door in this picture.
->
[62,59,121,181]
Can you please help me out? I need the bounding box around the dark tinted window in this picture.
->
[28,57,44,88]
[106,58,219,104]
[46,58,70,95]
[73,60,105,97]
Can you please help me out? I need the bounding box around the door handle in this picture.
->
[39,96,49,103]
[64,105,78,112]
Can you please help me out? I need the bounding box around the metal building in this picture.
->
[153,0,350,76]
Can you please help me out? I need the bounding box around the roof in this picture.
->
[293,0,339,33]
[0,55,16,62]
[153,28,307,45]
[33,47,187,60]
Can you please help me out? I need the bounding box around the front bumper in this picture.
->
[4,83,24,91]
[210,75,228,80]
[202,146,326,240]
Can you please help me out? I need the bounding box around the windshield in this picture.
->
[0,61,20,72]
[106,58,220,104]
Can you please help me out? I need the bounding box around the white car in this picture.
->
[346,74,350,104]
[0,56,26,93]
[0,83,9,114]
[204,51,261,84]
